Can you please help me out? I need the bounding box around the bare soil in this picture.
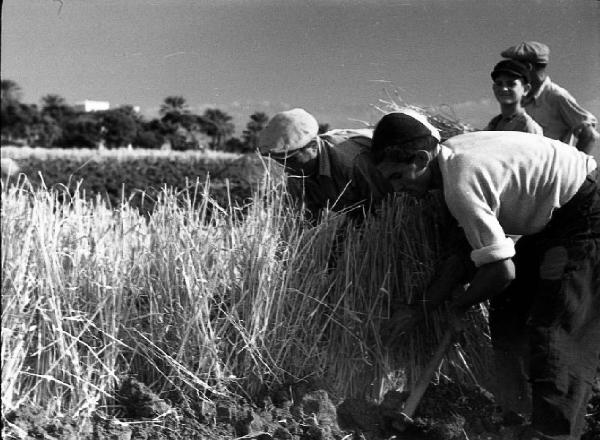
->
[3,377,599,440]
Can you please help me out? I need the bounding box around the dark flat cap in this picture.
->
[501,41,550,64]
[372,110,440,153]
[491,59,531,83]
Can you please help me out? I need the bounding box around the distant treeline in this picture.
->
[0,79,330,152]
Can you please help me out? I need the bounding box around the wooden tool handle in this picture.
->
[401,329,455,418]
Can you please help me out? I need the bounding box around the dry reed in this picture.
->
[1,160,491,431]
[373,88,475,140]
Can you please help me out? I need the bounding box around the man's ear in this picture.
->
[414,150,432,171]
[304,141,320,160]
[523,82,532,95]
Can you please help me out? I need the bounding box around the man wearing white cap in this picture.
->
[502,41,599,155]
[258,108,392,220]
[371,110,599,440]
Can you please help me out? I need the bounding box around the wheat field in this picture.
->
[1,164,491,423]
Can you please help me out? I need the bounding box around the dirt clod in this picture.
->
[117,377,172,419]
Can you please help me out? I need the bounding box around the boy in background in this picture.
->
[485,59,543,135]
[501,41,599,155]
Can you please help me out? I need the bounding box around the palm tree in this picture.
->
[40,94,73,129]
[41,94,68,117]
[199,108,235,150]
[159,96,193,137]
[159,96,189,119]
[41,94,67,110]
[242,111,269,151]
[1,79,22,103]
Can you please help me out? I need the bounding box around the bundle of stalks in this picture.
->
[374,89,475,140]
[311,192,493,401]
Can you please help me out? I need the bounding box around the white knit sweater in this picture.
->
[439,131,597,267]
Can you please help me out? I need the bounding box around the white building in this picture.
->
[74,100,110,112]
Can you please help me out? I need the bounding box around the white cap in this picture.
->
[258,108,319,157]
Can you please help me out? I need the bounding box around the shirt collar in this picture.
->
[316,136,332,177]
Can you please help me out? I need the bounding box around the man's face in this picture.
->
[269,140,319,175]
[376,157,432,196]
[529,64,547,85]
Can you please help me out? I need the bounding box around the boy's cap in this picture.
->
[501,41,550,64]
[258,108,319,157]
[372,109,440,152]
[491,59,531,83]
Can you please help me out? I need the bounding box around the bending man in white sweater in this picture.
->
[371,110,599,440]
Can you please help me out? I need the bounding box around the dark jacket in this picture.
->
[286,129,393,220]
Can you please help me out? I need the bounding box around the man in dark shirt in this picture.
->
[258,108,392,220]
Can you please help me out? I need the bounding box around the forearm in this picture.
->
[451,258,515,312]
[575,125,600,155]
[423,254,470,308]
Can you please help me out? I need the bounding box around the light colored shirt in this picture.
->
[523,77,597,144]
[485,112,543,135]
[439,131,597,267]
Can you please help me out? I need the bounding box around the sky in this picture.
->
[1,0,599,134]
